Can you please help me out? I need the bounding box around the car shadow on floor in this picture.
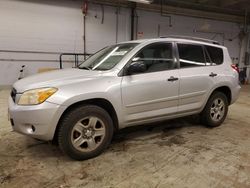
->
[112,115,205,144]
[22,115,206,160]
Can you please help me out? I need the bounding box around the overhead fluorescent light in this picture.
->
[128,0,153,4]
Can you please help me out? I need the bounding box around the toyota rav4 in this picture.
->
[9,36,240,160]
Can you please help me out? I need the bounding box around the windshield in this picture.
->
[78,43,138,71]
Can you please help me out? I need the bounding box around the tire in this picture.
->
[200,92,228,127]
[58,105,114,160]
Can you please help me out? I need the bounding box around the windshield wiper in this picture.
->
[79,66,91,70]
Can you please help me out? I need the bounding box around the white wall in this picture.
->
[0,0,243,85]
[86,5,131,52]
[0,0,83,85]
[0,0,131,85]
[136,10,241,59]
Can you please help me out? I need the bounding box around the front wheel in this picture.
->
[200,92,228,127]
[58,105,114,160]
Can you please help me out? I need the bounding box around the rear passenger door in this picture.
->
[177,43,220,113]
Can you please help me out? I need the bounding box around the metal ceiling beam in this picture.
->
[155,0,243,16]
[197,0,211,3]
[220,0,248,7]
[138,3,245,23]
[90,0,245,23]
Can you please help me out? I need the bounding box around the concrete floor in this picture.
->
[0,86,250,188]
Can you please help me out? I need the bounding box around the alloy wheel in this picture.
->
[71,116,106,152]
[210,98,225,122]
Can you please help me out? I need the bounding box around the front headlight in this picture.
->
[18,87,58,105]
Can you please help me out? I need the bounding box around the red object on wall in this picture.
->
[82,1,88,15]
[137,31,144,38]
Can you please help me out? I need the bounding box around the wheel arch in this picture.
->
[53,98,119,142]
[210,86,232,105]
[200,86,230,127]
[201,85,232,113]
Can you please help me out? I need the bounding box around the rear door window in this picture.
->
[177,43,206,68]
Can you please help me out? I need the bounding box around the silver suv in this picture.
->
[9,36,240,160]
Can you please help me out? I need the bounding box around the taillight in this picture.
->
[231,64,239,73]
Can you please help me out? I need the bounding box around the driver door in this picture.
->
[121,42,179,125]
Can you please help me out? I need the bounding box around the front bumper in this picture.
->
[8,96,66,141]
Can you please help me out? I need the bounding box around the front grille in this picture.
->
[10,88,17,103]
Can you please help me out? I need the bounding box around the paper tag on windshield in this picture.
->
[111,51,128,56]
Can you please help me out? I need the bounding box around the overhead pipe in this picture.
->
[157,0,243,16]
[83,15,87,59]
[160,0,172,27]
[0,59,60,62]
[134,9,139,39]
[244,9,248,34]
[157,24,160,37]
[90,0,244,23]
[131,3,136,40]
[82,1,88,60]
[115,6,120,43]
[101,4,104,24]
[0,49,61,54]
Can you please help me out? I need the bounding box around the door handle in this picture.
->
[167,76,179,82]
[209,72,217,77]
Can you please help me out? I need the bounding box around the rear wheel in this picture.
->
[200,92,228,127]
[58,105,114,160]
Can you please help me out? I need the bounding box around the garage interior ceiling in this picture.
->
[90,0,250,23]
[153,0,250,14]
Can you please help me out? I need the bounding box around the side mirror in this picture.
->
[127,61,147,75]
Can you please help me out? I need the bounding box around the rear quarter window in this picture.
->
[205,46,224,65]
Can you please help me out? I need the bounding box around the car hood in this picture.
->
[13,68,103,93]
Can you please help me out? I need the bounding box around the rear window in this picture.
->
[205,46,223,65]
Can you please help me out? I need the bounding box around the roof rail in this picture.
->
[159,35,220,45]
